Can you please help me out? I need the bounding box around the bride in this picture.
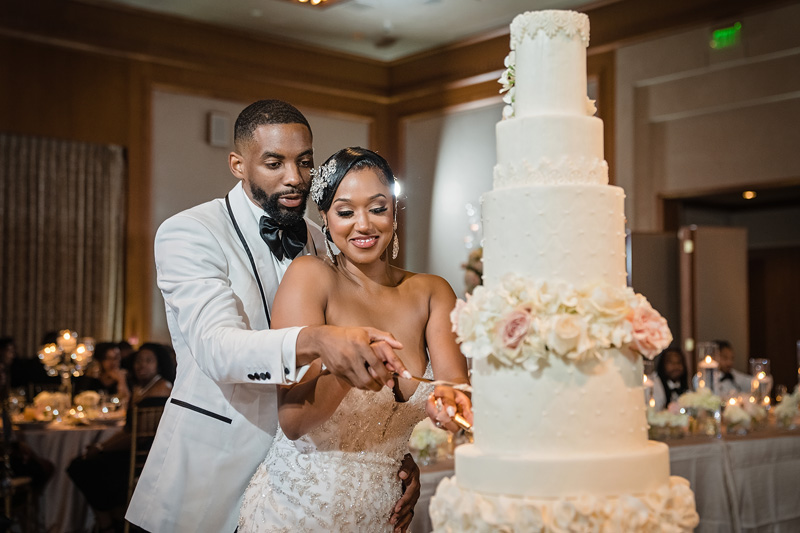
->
[238,147,472,532]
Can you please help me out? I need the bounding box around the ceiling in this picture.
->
[87,0,599,62]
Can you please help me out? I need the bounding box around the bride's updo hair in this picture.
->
[311,147,396,213]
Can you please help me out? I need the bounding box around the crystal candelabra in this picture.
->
[37,329,95,400]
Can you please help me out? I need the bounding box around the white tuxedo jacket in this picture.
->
[126,182,326,533]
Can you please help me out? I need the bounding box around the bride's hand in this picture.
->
[426,387,473,433]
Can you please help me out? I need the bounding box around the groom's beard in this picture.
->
[251,183,309,228]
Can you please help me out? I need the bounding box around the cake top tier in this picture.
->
[509,10,590,51]
[501,10,593,119]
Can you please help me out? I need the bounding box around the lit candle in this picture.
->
[697,355,719,393]
[643,374,655,409]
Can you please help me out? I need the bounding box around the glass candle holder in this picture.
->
[749,358,773,406]
[696,342,720,392]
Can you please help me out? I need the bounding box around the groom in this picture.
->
[126,100,419,532]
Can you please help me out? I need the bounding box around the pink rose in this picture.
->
[498,309,531,349]
[629,299,672,359]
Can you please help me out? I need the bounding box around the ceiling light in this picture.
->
[742,190,757,200]
[279,0,351,7]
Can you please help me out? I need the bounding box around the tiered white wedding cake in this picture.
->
[429,10,699,532]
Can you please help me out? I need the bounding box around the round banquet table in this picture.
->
[15,421,122,533]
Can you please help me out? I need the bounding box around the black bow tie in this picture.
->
[720,372,734,382]
[259,216,307,261]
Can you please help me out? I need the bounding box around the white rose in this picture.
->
[552,500,578,529]
[587,285,631,322]
[547,314,585,356]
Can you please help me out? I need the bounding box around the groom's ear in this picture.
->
[229,151,245,181]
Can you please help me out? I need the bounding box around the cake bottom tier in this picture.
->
[430,475,699,532]
[455,440,669,497]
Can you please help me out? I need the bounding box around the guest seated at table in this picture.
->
[652,346,690,410]
[695,340,752,399]
[135,342,176,387]
[67,346,174,533]
[128,343,172,403]
[0,343,56,527]
[74,342,130,405]
[117,340,135,374]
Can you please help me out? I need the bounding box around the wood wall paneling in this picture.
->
[748,247,800,391]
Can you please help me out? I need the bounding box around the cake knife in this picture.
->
[393,372,472,393]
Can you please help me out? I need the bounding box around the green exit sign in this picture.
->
[710,22,742,50]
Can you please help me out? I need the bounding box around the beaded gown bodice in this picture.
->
[238,364,432,532]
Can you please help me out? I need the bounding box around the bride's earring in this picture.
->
[391,221,399,260]
[322,223,335,263]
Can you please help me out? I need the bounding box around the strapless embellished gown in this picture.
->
[238,365,432,532]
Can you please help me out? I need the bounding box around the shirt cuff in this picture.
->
[282,326,311,383]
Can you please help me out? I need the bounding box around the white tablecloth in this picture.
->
[414,431,800,533]
[16,422,121,533]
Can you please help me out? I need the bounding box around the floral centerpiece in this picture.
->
[409,418,451,466]
[722,403,751,435]
[461,247,483,296]
[647,409,689,440]
[677,389,722,437]
[721,398,767,435]
[73,390,102,420]
[450,274,672,371]
[774,386,800,429]
[29,391,71,421]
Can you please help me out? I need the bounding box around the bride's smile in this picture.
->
[351,236,379,248]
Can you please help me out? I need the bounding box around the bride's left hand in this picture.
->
[391,453,420,532]
[426,387,473,432]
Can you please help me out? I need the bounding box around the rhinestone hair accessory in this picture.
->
[310,159,337,204]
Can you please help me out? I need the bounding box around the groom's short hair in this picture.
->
[234,100,312,150]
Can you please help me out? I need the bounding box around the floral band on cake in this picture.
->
[430,475,699,532]
[450,273,673,370]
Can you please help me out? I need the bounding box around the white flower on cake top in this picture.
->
[451,273,672,370]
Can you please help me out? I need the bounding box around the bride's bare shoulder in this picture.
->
[397,269,456,298]
[285,255,337,280]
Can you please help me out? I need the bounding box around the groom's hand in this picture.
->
[391,453,420,532]
[299,325,406,391]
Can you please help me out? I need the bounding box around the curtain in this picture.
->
[0,133,126,356]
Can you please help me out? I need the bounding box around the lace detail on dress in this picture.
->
[239,364,433,532]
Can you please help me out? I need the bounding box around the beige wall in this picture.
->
[616,3,800,231]
[402,101,502,298]
[148,90,370,342]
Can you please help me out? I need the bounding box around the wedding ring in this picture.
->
[435,421,442,428]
